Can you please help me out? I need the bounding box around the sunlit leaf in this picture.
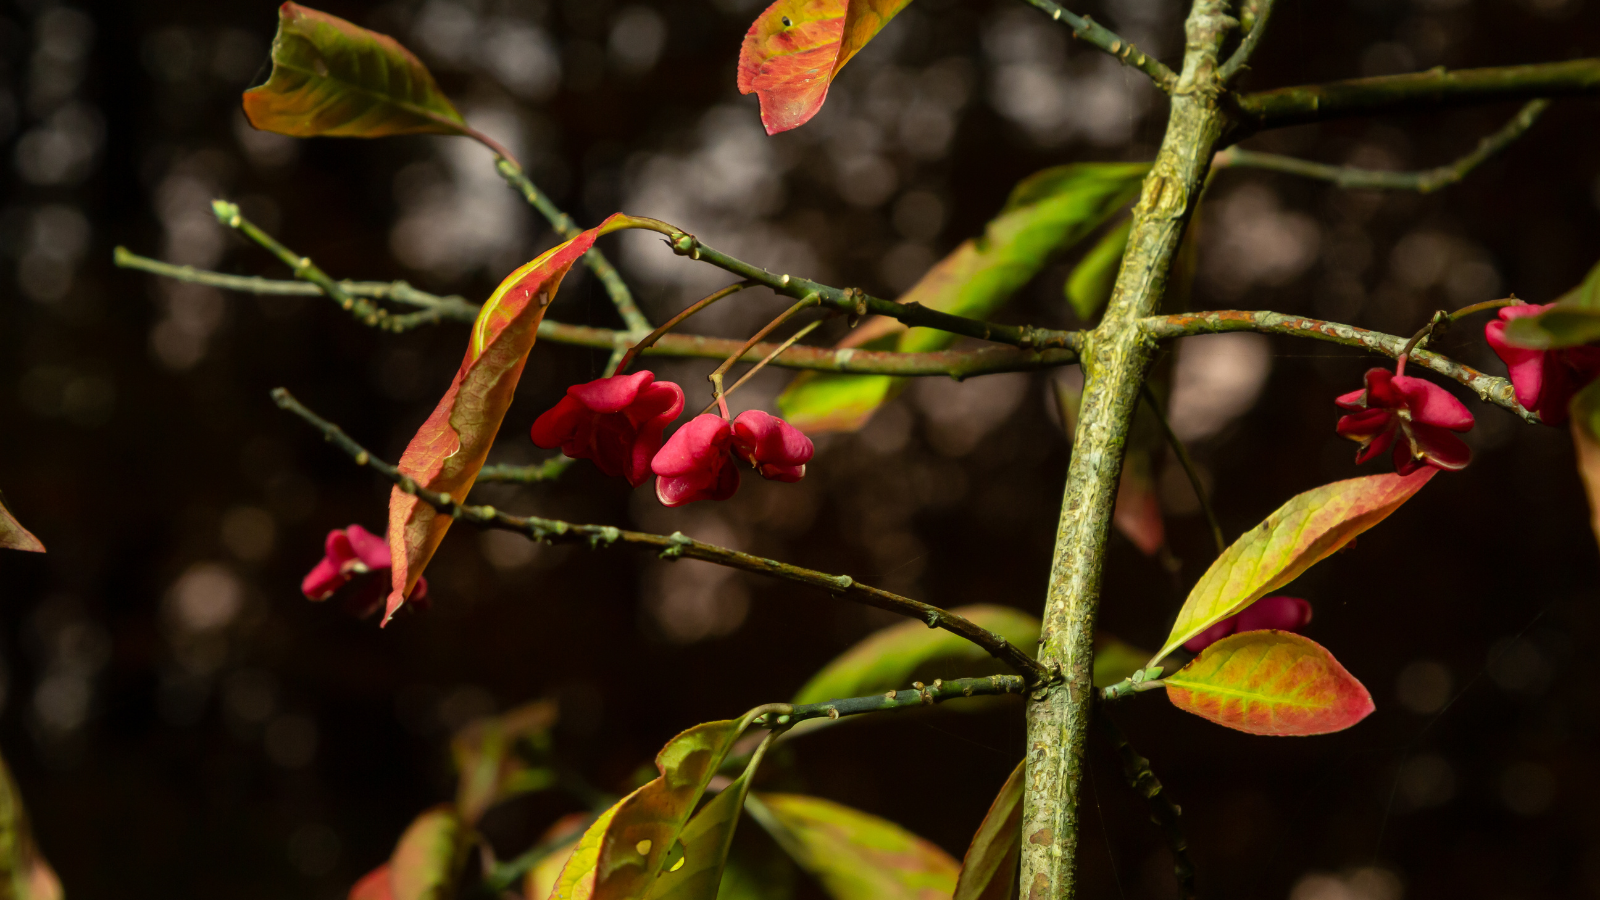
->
[549,798,630,900]
[1164,631,1375,736]
[952,761,1022,900]
[387,216,630,623]
[0,751,60,900]
[452,700,559,825]
[1091,634,1148,689]
[586,716,765,900]
[0,491,44,553]
[793,604,1039,705]
[522,814,590,900]
[779,163,1148,433]
[746,793,958,900]
[648,733,777,900]
[737,0,913,135]
[1065,217,1131,322]
[1502,258,1600,349]
[1569,378,1600,553]
[243,3,470,140]
[1153,470,1435,665]
[385,806,469,900]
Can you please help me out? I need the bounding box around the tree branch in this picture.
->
[1013,0,1178,92]
[114,249,1083,376]
[477,457,575,484]
[494,158,651,335]
[1216,99,1549,192]
[1139,309,1538,423]
[270,388,1052,687]
[751,675,1028,728]
[1097,710,1196,900]
[1232,59,1599,134]
[1217,0,1273,82]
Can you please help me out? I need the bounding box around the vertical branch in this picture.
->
[1020,1,1235,897]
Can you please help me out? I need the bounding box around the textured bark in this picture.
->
[1018,2,1234,897]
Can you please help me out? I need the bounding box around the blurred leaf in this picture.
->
[1153,470,1436,664]
[243,3,469,140]
[521,813,597,900]
[793,604,1039,704]
[548,798,629,900]
[779,163,1148,433]
[385,806,470,900]
[387,217,629,623]
[0,492,43,553]
[737,0,912,135]
[648,733,777,900]
[952,762,1023,900]
[1112,449,1164,556]
[0,752,60,900]
[1569,378,1600,553]
[351,865,396,900]
[452,700,559,825]
[1502,258,1600,349]
[1165,631,1375,736]
[1065,217,1132,322]
[1092,635,1149,689]
[746,793,958,900]
[585,716,764,900]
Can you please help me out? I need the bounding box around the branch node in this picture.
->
[830,574,854,592]
[660,531,694,560]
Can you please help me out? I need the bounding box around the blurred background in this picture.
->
[1,0,1598,896]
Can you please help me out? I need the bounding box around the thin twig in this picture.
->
[1218,0,1273,82]
[493,158,651,336]
[477,456,575,484]
[704,296,821,415]
[1014,0,1178,92]
[618,281,753,374]
[270,388,1053,687]
[717,320,823,406]
[750,675,1028,728]
[1140,310,1538,423]
[1140,385,1223,556]
[1097,710,1196,900]
[1216,100,1549,193]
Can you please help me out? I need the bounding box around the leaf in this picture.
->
[1153,469,1435,665]
[1568,378,1600,554]
[1164,631,1375,736]
[549,798,629,900]
[387,216,628,623]
[377,806,470,900]
[0,492,44,553]
[737,0,913,135]
[793,604,1039,705]
[1112,448,1164,556]
[1501,258,1600,349]
[1065,217,1132,322]
[452,700,559,825]
[351,865,397,900]
[647,733,778,900]
[746,793,959,900]
[243,2,470,140]
[952,762,1022,900]
[0,751,60,900]
[778,163,1148,433]
[586,716,766,900]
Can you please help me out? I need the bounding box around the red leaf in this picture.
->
[385,216,627,623]
[1165,631,1375,736]
[737,0,913,134]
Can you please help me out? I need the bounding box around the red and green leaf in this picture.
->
[0,492,44,553]
[452,700,559,825]
[746,793,958,900]
[0,752,60,900]
[793,604,1039,705]
[1164,631,1375,736]
[243,3,469,140]
[1153,469,1435,664]
[778,163,1148,433]
[737,0,913,135]
[350,865,396,900]
[646,734,778,900]
[386,216,629,622]
[351,806,469,900]
[952,762,1023,900]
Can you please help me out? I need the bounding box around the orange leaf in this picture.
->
[738,0,912,134]
[0,492,44,553]
[385,216,626,623]
[1165,631,1375,736]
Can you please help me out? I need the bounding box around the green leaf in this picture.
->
[778,163,1148,433]
[1164,631,1375,736]
[549,798,629,900]
[648,733,778,900]
[1065,217,1132,322]
[746,793,959,900]
[0,491,44,553]
[0,751,60,900]
[1153,470,1436,665]
[388,806,470,900]
[952,762,1023,900]
[793,604,1039,705]
[1568,378,1600,553]
[451,699,558,825]
[1501,258,1600,349]
[242,2,469,140]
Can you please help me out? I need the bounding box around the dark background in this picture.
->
[1,0,1598,896]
